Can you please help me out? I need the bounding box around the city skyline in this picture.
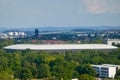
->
[0,0,120,28]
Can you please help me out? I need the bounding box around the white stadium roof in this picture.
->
[3,44,118,51]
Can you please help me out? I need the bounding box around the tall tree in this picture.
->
[76,64,96,76]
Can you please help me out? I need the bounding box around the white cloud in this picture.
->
[81,0,120,14]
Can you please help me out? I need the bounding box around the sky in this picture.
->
[0,0,120,28]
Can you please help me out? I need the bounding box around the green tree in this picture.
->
[0,39,14,49]
[72,71,79,78]
[76,64,96,76]
[37,63,50,79]
[16,68,32,80]
[30,62,37,78]
[0,56,8,71]
[115,69,120,79]
[50,57,74,80]
[0,72,13,80]
[20,68,32,80]
[22,60,31,68]
[79,74,95,80]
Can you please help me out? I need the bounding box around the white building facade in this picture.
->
[7,32,26,38]
[92,64,117,78]
[107,39,120,45]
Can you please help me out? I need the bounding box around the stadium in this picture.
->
[3,44,118,52]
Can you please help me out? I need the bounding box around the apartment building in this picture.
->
[92,64,117,78]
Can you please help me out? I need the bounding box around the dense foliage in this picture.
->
[0,48,120,79]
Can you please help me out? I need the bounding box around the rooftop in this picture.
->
[3,44,118,51]
[92,64,119,68]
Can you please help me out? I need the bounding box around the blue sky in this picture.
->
[0,0,120,28]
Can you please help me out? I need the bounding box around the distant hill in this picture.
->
[0,26,7,32]
[0,26,120,32]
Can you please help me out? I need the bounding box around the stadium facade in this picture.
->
[3,44,118,52]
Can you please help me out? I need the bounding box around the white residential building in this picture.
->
[19,32,26,36]
[90,34,95,37]
[77,33,88,37]
[107,39,120,45]
[0,33,8,39]
[92,64,117,78]
[7,32,26,38]
[14,32,19,36]
[8,32,14,36]
[102,64,120,70]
